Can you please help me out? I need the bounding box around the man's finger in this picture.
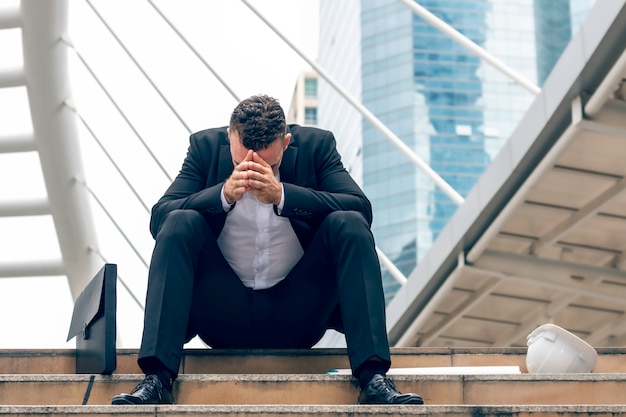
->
[251,152,270,167]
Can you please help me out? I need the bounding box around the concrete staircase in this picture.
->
[1,347,626,416]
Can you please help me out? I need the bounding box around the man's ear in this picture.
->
[283,133,292,150]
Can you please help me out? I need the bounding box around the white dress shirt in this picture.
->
[217,180,304,290]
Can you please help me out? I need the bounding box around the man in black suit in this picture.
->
[112,95,423,405]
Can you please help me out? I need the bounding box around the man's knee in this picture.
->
[156,210,208,241]
[322,211,372,239]
[324,211,369,229]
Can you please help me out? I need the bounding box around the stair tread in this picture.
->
[3,347,626,374]
[1,372,625,406]
[2,348,626,411]
[2,404,626,416]
[1,372,625,381]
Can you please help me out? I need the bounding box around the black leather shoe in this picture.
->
[358,374,424,405]
[112,375,174,405]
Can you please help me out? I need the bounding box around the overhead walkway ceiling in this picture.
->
[387,0,626,348]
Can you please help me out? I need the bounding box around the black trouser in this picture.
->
[138,209,391,377]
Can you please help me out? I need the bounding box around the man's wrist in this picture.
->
[220,185,236,212]
[275,183,285,212]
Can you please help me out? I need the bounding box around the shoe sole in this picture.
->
[358,398,424,405]
[111,396,135,405]
[111,395,174,405]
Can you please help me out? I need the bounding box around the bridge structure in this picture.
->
[1,0,626,350]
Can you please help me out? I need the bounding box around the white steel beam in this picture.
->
[472,250,626,302]
[584,47,626,117]
[531,175,626,255]
[0,4,21,29]
[418,276,501,347]
[397,0,540,96]
[0,67,25,88]
[0,133,36,153]
[21,0,100,299]
[395,252,466,347]
[0,198,50,217]
[492,292,579,346]
[376,247,408,285]
[0,260,66,278]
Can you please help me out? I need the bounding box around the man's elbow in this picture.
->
[360,199,373,226]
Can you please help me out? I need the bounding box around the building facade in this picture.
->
[287,71,319,126]
[318,0,594,303]
[317,0,364,186]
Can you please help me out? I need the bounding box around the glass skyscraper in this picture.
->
[318,0,593,303]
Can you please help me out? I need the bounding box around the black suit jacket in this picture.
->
[149,124,372,250]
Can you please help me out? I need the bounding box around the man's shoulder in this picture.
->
[288,124,330,137]
[288,125,334,147]
[186,127,229,155]
[191,126,228,141]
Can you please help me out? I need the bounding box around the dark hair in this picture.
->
[229,95,287,151]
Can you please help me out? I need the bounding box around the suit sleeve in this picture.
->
[149,135,224,238]
[280,131,373,226]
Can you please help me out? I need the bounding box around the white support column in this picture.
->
[21,0,100,299]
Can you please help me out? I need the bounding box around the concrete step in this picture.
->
[3,347,626,374]
[2,405,626,417]
[1,373,626,406]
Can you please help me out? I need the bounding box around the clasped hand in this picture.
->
[224,150,282,205]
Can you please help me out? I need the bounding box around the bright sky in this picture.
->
[0,0,319,348]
